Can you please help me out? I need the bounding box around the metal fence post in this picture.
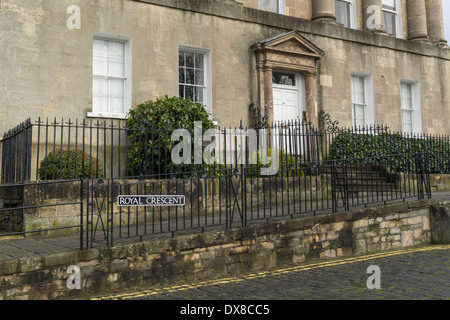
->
[79,173,84,251]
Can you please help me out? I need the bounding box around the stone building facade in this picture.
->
[0,0,449,134]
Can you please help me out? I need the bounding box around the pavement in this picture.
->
[1,192,450,262]
[94,244,450,301]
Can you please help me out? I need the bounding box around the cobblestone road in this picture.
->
[96,245,450,302]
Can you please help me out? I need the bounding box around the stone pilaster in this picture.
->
[263,66,274,126]
[305,73,319,128]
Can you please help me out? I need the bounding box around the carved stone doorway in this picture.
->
[252,31,324,127]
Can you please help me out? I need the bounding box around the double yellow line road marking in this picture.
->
[93,244,450,300]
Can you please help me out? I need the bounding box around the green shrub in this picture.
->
[125,96,216,177]
[328,132,450,173]
[38,149,104,180]
[245,147,304,178]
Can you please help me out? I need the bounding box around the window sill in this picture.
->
[87,112,128,120]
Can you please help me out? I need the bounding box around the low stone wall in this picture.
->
[430,174,450,192]
[0,181,82,236]
[0,198,443,300]
[430,203,450,244]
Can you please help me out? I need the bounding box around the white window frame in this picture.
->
[89,34,132,119]
[178,45,213,118]
[351,73,374,128]
[382,0,402,38]
[400,80,422,134]
[259,0,285,14]
[335,0,356,29]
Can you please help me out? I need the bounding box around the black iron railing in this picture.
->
[1,117,448,184]
[81,152,431,248]
[0,116,438,249]
[0,119,33,184]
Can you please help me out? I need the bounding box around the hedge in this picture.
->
[38,149,104,180]
[328,132,450,174]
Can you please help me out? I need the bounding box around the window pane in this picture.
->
[195,53,204,69]
[185,86,194,101]
[259,0,278,13]
[273,71,296,86]
[186,68,195,85]
[401,83,413,110]
[335,0,351,28]
[185,52,195,68]
[93,56,106,75]
[402,110,412,122]
[195,70,204,86]
[382,0,396,11]
[108,78,124,113]
[93,40,107,76]
[353,104,366,127]
[93,39,104,57]
[402,110,413,133]
[110,41,124,59]
[179,85,185,98]
[179,52,185,67]
[179,68,185,84]
[351,76,365,104]
[92,76,104,113]
[383,11,396,35]
[109,59,124,78]
[194,87,204,104]
[93,76,109,114]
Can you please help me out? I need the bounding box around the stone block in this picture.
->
[326,231,339,240]
[43,252,79,268]
[353,239,367,254]
[0,260,19,276]
[18,256,43,273]
[332,221,345,231]
[405,216,424,226]
[293,254,306,264]
[319,249,336,259]
[401,230,414,247]
[109,259,130,273]
[353,220,369,229]
[367,243,381,252]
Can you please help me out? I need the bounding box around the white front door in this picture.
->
[272,71,305,155]
[273,89,300,122]
[273,71,305,123]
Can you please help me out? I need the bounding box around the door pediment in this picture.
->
[252,31,324,64]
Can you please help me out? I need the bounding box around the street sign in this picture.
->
[117,195,185,207]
